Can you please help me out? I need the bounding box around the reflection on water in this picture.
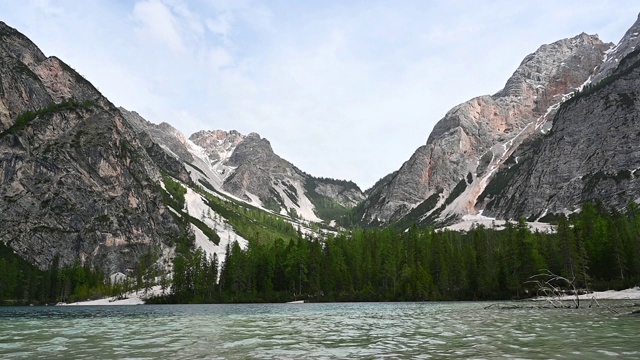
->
[1,302,639,359]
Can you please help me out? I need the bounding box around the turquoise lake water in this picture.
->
[1,301,639,359]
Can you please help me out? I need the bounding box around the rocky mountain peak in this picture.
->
[0,22,104,132]
[189,129,246,163]
[0,21,46,67]
[496,33,608,99]
[362,32,610,225]
[482,14,640,220]
[226,132,275,167]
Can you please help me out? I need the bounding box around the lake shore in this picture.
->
[58,286,640,305]
[58,285,165,306]
[532,286,640,301]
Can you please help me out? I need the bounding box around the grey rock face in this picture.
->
[189,129,365,219]
[590,14,640,85]
[120,108,191,183]
[190,129,245,163]
[0,22,104,133]
[312,182,364,208]
[484,28,640,219]
[0,22,180,273]
[360,33,610,225]
[222,132,303,202]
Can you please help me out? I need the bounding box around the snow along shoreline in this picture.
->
[532,287,640,301]
[58,285,165,306]
[59,286,640,306]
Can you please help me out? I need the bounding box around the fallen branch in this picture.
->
[526,270,580,308]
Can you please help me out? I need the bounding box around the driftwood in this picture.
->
[484,270,636,313]
[526,270,622,314]
[527,270,581,308]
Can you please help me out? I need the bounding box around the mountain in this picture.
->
[0,22,182,273]
[481,14,640,220]
[0,20,355,281]
[120,109,365,224]
[358,32,612,227]
[4,11,640,283]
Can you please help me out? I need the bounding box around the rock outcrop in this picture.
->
[359,32,611,226]
[0,22,180,273]
[120,108,191,183]
[483,16,640,219]
[189,130,365,222]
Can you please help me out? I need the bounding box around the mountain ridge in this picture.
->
[356,31,612,227]
[120,108,365,224]
[481,15,640,219]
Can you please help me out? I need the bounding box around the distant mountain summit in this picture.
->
[358,32,612,227]
[120,109,364,224]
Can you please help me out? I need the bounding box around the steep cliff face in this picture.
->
[0,22,180,273]
[360,33,611,226]
[483,19,640,219]
[0,24,98,131]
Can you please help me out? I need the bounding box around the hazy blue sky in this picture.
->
[1,1,638,188]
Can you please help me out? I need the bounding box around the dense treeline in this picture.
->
[0,244,105,305]
[0,243,161,305]
[158,201,640,303]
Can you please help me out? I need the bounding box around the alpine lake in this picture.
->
[1,301,639,359]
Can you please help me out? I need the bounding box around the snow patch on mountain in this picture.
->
[184,187,248,263]
[443,212,555,233]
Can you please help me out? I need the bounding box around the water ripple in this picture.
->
[1,302,640,359]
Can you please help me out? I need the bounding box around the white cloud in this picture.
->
[209,46,234,70]
[133,0,184,52]
[2,0,640,188]
[206,12,234,38]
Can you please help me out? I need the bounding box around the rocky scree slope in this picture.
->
[358,32,611,227]
[120,108,365,224]
[0,22,181,274]
[202,130,365,221]
[482,15,640,219]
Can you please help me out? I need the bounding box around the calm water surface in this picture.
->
[1,302,639,359]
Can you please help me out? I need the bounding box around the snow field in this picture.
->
[184,187,249,263]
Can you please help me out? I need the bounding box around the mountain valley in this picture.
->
[2,12,640,304]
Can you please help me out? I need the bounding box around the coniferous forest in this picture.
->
[0,245,158,306]
[2,201,640,305]
[154,201,640,304]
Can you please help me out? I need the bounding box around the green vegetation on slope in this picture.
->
[393,190,442,230]
[162,175,187,209]
[0,99,95,138]
[303,179,352,223]
[194,183,299,244]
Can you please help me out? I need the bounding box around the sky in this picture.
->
[1,1,638,189]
